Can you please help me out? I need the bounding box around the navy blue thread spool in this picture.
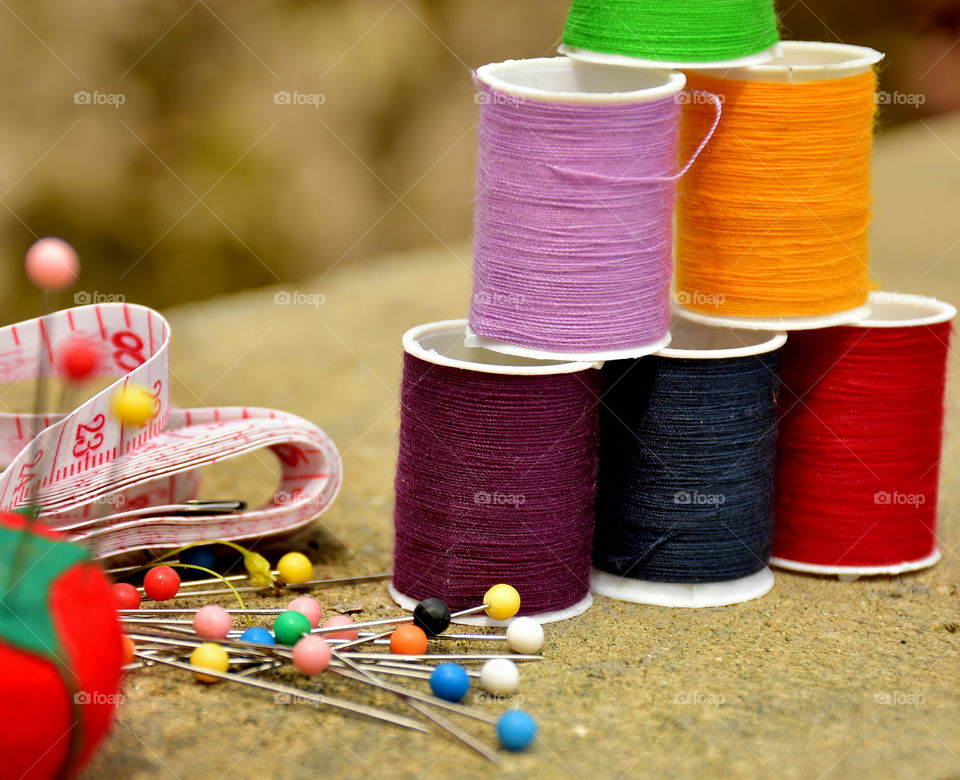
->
[592,318,785,607]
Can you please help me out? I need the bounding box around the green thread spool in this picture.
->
[560,0,780,67]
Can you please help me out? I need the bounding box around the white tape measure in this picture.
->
[0,303,342,559]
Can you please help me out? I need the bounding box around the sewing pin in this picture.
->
[137,652,428,732]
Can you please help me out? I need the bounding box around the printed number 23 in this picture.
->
[73,414,105,457]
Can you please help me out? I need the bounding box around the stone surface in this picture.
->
[84,115,960,779]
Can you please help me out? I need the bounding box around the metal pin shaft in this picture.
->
[136,652,429,733]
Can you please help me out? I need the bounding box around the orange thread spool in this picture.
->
[676,69,877,318]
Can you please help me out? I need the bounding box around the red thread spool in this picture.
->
[772,293,955,575]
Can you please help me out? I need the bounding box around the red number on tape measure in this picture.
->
[72,414,106,457]
[112,331,146,370]
[14,448,43,498]
[149,379,163,416]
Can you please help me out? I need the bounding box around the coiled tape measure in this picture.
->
[0,303,341,558]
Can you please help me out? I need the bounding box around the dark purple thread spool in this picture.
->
[390,319,601,624]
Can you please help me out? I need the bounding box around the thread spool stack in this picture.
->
[395,5,781,614]
[592,318,784,607]
[771,293,956,577]
[391,0,956,621]
[391,320,600,624]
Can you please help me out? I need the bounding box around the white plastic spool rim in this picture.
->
[389,583,594,626]
[557,43,780,72]
[591,568,775,608]
[404,319,601,375]
[475,56,685,105]
[692,41,884,83]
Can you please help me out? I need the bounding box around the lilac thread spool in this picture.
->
[390,319,601,625]
[466,57,718,362]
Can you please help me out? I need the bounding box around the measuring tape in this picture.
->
[0,303,342,559]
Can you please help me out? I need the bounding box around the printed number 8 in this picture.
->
[112,331,146,370]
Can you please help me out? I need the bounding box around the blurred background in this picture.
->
[0,0,957,323]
